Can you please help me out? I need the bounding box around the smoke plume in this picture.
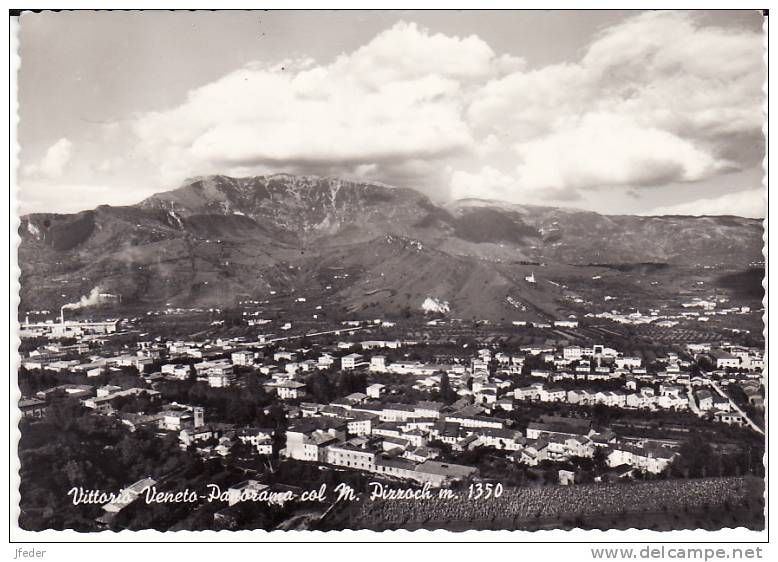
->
[62,287,102,310]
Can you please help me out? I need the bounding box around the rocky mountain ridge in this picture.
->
[19,174,764,318]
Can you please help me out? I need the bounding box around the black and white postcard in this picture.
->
[8,7,769,551]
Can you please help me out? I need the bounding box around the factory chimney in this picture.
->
[60,306,65,324]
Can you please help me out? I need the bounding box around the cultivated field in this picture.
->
[329,476,764,531]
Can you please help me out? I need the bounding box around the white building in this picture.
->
[270,381,306,400]
[370,356,388,373]
[161,363,192,380]
[711,350,740,369]
[341,353,365,370]
[615,356,642,369]
[231,350,255,366]
[366,383,387,399]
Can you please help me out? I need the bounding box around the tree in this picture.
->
[439,372,455,403]
[62,459,88,487]
[47,399,85,432]
[226,397,254,425]
[305,372,334,403]
[671,435,717,478]
[592,404,612,426]
[593,447,609,472]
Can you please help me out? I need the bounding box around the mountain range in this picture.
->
[18,174,764,321]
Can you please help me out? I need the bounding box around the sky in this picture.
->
[16,10,766,217]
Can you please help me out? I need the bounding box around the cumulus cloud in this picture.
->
[513,113,728,192]
[123,13,765,205]
[581,12,764,145]
[23,13,763,217]
[451,165,587,204]
[450,166,517,201]
[128,21,523,187]
[328,21,524,86]
[463,10,764,200]
[18,181,158,215]
[644,188,765,218]
[23,137,73,178]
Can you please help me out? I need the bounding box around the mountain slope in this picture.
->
[442,199,763,266]
[139,174,435,246]
[18,174,764,318]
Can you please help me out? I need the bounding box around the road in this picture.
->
[684,383,701,416]
[220,325,366,350]
[710,381,764,435]
[262,326,366,345]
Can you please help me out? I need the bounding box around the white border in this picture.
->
[3,1,772,551]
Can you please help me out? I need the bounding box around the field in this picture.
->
[324,476,764,531]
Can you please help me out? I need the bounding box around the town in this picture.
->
[17,295,766,531]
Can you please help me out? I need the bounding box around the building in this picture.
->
[607,443,678,474]
[83,387,161,414]
[526,416,591,440]
[195,359,234,382]
[709,349,740,370]
[366,383,387,399]
[318,353,336,368]
[414,401,445,419]
[19,398,47,419]
[695,389,714,411]
[361,340,401,350]
[208,369,237,388]
[370,356,387,373]
[345,413,376,436]
[341,353,366,370]
[161,363,192,380]
[231,350,255,366]
[563,346,583,361]
[539,386,566,403]
[741,385,764,409]
[567,388,595,405]
[237,427,274,447]
[23,319,120,339]
[412,460,478,487]
[615,356,642,369]
[267,381,306,400]
[713,411,746,426]
[515,383,543,401]
[284,419,346,462]
[326,441,377,472]
[445,411,505,430]
[712,395,731,412]
[159,407,202,432]
[36,384,94,401]
[274,351,296,362]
